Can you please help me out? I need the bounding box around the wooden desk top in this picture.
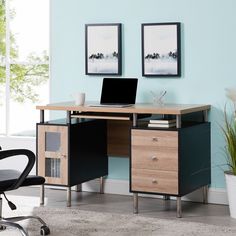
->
[36,101,210,115]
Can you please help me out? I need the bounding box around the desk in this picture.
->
[36,102,211,217]
[36,101,210,119]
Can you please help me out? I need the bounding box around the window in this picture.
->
[0,1,6,135]
[0,0,49,136]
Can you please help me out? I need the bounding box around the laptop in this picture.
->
[88,78,138,107]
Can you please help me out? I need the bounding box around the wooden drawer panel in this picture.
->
[131,168,178,195]
[132,129,178,148]
[38,125,68,185]
[131,146,178,171]
[107,120,132,157]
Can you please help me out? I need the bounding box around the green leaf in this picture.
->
[222,104,236,175]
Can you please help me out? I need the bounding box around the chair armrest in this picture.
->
[0,149,35,191]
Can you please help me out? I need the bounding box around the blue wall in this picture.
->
[50,0,236,188]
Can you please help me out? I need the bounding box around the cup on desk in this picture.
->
[73,92,85,106]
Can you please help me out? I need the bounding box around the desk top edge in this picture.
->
[36,102,211,115]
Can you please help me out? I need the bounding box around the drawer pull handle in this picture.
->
[152,137,158,142]
[152,179,158,184]
[151,156,158,161]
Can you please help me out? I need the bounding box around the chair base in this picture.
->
[0,196,50,236]
[0,216,50,236]
[0,219,29,236]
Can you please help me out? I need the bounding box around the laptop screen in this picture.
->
[100,78,138,104]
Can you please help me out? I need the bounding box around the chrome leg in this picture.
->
[0,215,48,235]
[176,115,181,128]
[203,110,208,122]
[40,184,44,206]
[75,184,82,192]
[67,187,71,207]
[66,111,71,124]
[40,110,44,123]
[133,113,137,126]
[177,197,182,218]
[0,221,28,236]
[100,177,104,194]
[164,196,171,210]
[3,215,47,225]
[0,196,49,235]
[203,185,208,204]
[163,195,170,200]
[0,198,6,231]
[133,193,138,214]
[0,197,2,218]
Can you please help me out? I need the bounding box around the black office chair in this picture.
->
[0,147,50,236]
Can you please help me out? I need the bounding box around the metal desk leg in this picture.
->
[203,185,208,204]
[100,177,104,194]
[40,110,44,123]
[177,197,182,218]
[75,184,82,192]
[163,195,170,200]
[133,193,139,214]
[176,115,181,128]
[132,114,138,214]
[203,111,209,204]
[67,187,71,207]
[40,184,44,206]
[66,111,71,124]
[0,197,3,218]
[203,110,208,122]
[133,113,137,127]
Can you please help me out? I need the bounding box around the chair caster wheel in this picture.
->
[40,225,50,235]
[0,225,6,231]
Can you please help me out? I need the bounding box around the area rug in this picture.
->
[1,207,236,236]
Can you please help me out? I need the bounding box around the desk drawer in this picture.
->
[131,146,178,171]
[132,129,178,148]
[131,168,178,195]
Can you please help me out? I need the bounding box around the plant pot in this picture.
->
[225,171,236,219]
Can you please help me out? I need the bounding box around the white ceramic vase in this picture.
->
[225,172,236,219]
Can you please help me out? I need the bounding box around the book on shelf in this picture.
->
[148,122,176,128]
[149,118,176,124]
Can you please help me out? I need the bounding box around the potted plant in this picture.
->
[223,88,236,219]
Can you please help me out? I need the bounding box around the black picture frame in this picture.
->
[85,23,122,75]
[142,22,181,77]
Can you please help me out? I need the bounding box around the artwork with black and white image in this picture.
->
[85,24,121,75]
[142,23,181,77]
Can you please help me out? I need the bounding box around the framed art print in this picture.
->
[142,22,181,77]
[85,23,122,75]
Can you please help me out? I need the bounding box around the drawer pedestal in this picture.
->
[130,123,211,217]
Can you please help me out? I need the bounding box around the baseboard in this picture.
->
[82,179,228,205]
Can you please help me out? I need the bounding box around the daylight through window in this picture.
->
[0,0,49,136]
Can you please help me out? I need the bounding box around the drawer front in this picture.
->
[131,168,178,195]
[131,146,178,171]
[132,129,178,148]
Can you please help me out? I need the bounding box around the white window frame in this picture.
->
[2,0,50,137]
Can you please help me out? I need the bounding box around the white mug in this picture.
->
[72,92,85,106]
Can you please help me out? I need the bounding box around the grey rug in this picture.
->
[1,207,236,236]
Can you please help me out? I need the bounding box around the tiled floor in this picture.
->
[4,186,236,228]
